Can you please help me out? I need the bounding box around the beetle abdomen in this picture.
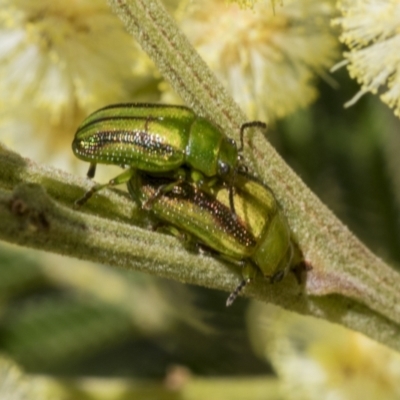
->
[136,176,257,258]
[73,116,188,171]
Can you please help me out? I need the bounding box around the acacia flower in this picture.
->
[227,0,263,8]
[179,0,339,122]
[333,0,400,118]
[0,0,146,165]
[248,303,400,399]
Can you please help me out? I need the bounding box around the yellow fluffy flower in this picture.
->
[227,0,263,8]
[333,0,400,118]
[0,0,144,165]
[179,0,339,122]
[248,302,400,400]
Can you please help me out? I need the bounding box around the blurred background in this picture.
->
[1,0,400,398]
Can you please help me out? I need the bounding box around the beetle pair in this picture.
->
[72,103,301,305]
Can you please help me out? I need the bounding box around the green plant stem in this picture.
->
[1,144,400,352]
[37,374,284,400]
[0,356,281,400]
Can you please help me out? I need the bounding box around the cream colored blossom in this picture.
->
[227,0,263,9]
[227,0,281,10]
[179,0,339,122]
[0,0,148,165]
[248,302,400,400]
[333,0,400,118]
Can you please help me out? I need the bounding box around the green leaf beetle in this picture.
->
[127,171,303,306]
[72,103,266,210]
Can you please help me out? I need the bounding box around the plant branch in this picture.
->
[1,143,400,352]
[104,0,400,348]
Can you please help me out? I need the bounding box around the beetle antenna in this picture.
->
[238,121,268,153]
[226,278,250,307]
[228,182,237,216]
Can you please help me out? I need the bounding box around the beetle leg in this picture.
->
[142,168,189,210]
[226,261,258,306]
[291,260,312,285]
[228,184,237,217]
[142,179,183,210]
[75,168,136,208]
[270,270,285,283]
[226,278,250,307]
[86,162,97,179]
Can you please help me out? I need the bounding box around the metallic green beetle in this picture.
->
[72,103,266,208]
[127,171,302,306]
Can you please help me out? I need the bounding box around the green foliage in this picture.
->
[276,72,400,267]
[2,294,133,371]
